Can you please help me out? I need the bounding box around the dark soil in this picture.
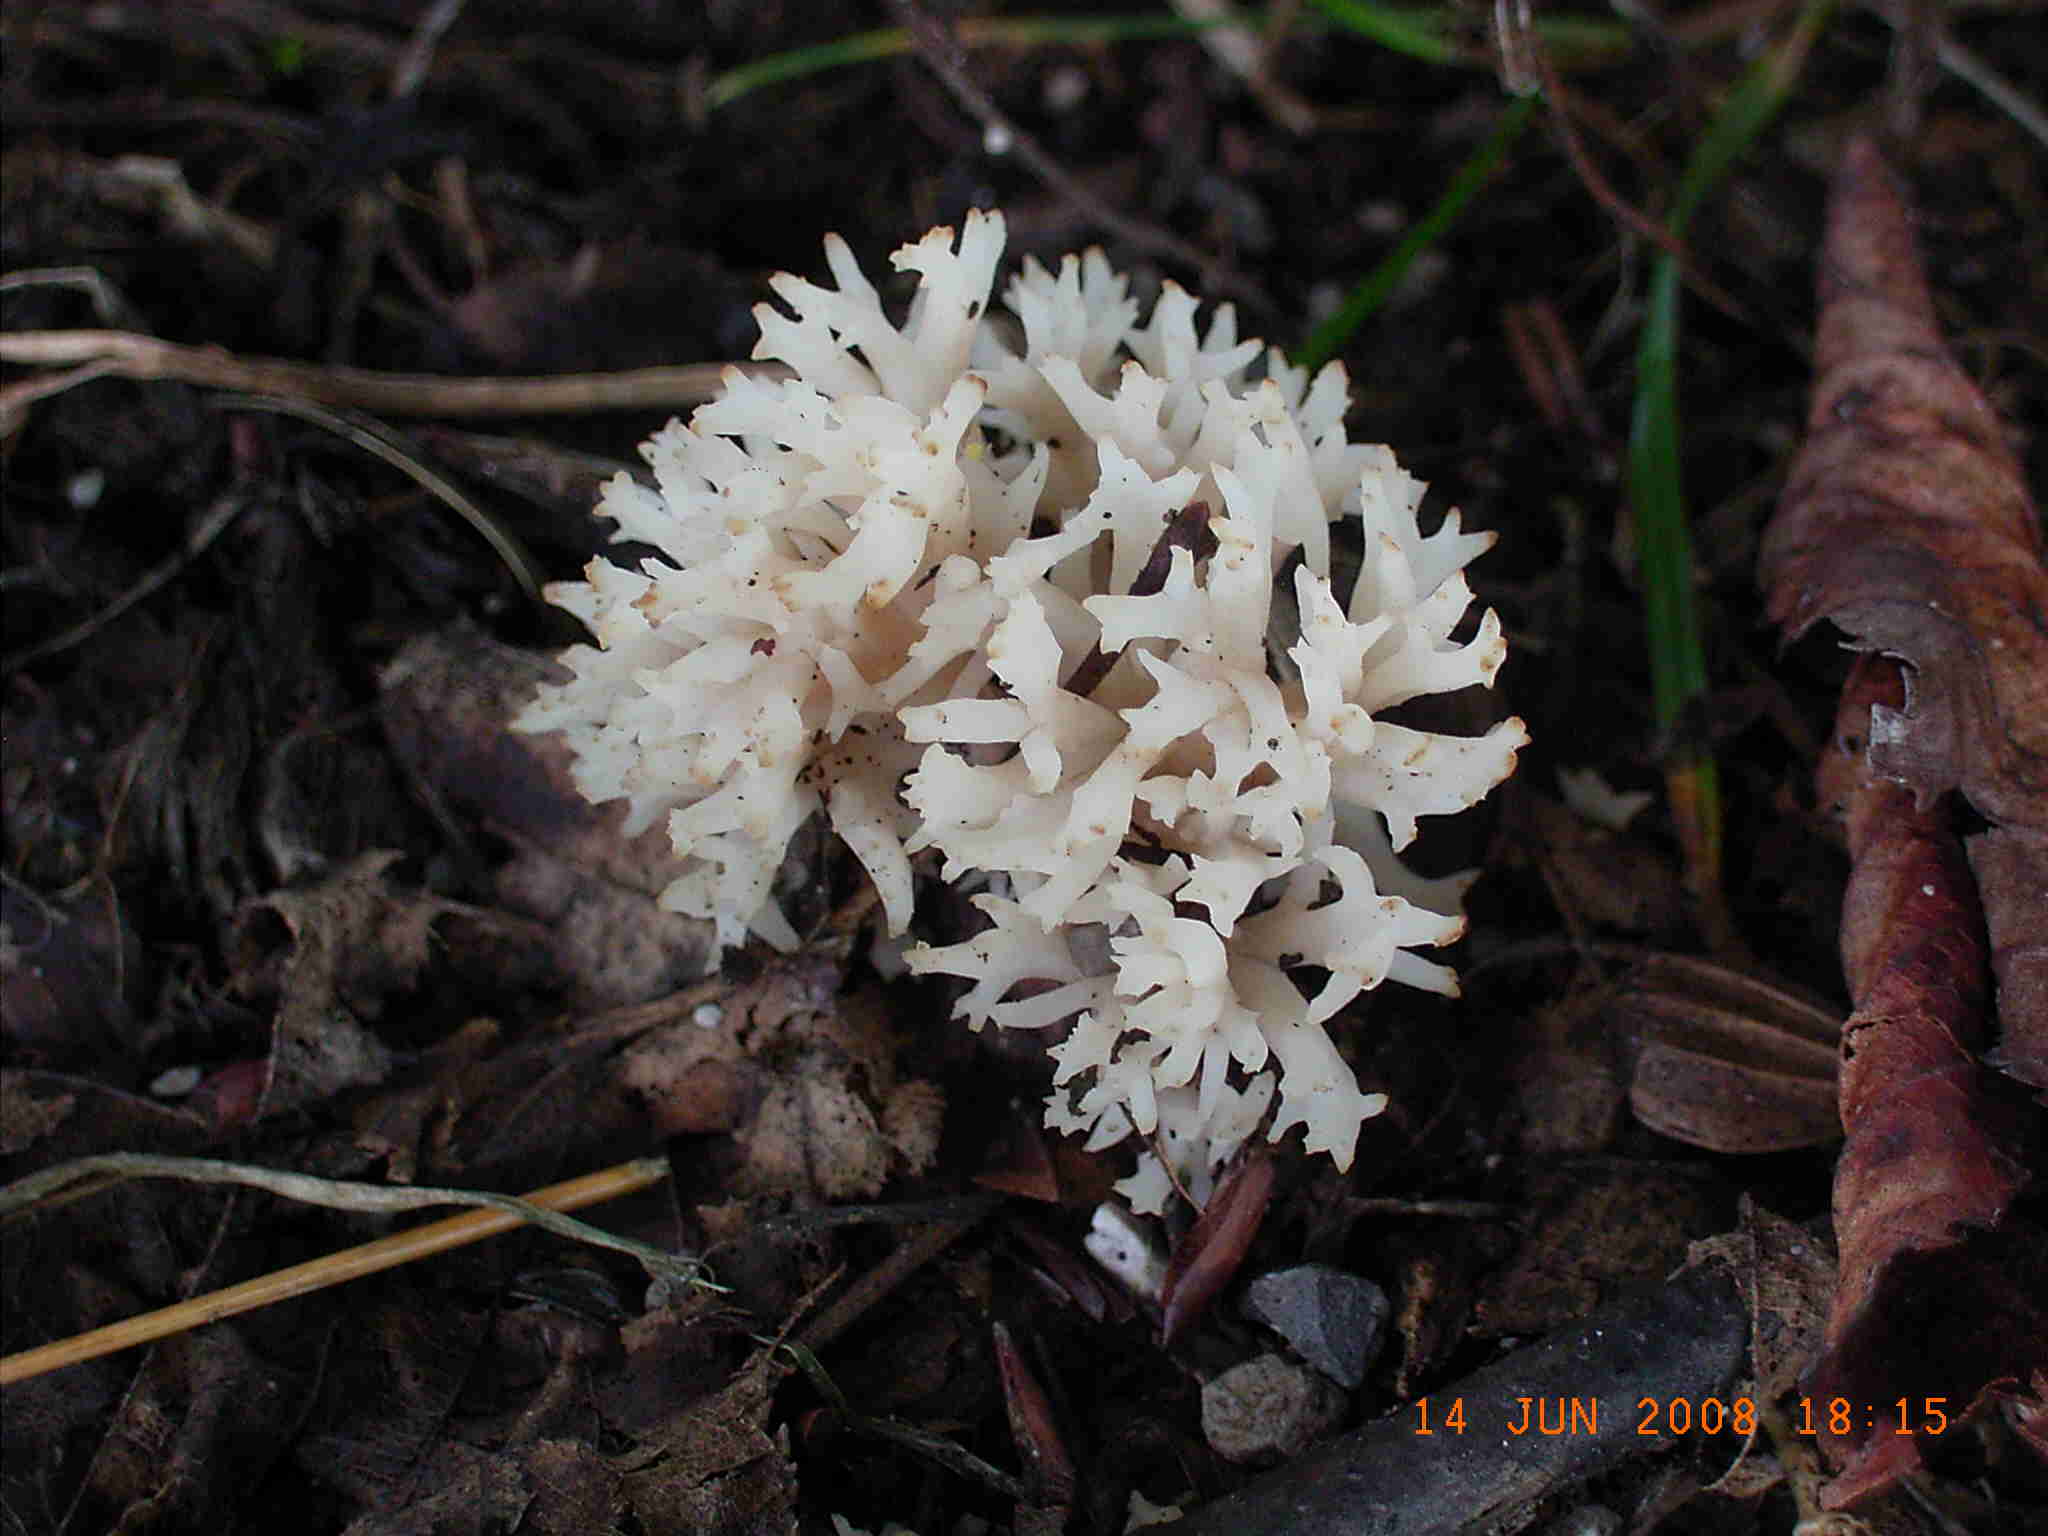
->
[3,4,2043,1534]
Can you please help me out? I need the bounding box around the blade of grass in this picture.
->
[706,14,1220,112]
[705,8,1632,113]
[1303,0,1457,64]
[1626,0,1838,935]
[1294,92,1536,372]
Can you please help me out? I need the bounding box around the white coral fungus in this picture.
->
[518,211,1526,1200]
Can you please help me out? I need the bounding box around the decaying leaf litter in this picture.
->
[1759,134,2048,1507]
[3,4,2045,1534]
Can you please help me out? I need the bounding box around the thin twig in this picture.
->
[1915,14,2048,150]
[1506,0,1754,330]
[1,491,250,672]
[391,0,469,97]
[885,0,1277,317]
[758,1194,998,1239]
[780,1339,1029,1501]
[0,266,140,327]
[0,327,770,431]
[0,1155,709,1386]
[0,355,124,432]
[794,1215,984,1353]
[215,393,546,601]
[1171,0,1317,135]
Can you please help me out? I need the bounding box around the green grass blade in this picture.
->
[705,29,909,111]
[1294,93,1536,372]
[1302,0,1458,64]
[1629,258,1704,739]
[1306,3,1629,66]
[706,15,1230,112]
[706,8,1634,112]
[1626,0,1837,905]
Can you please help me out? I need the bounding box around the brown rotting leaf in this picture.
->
[1799,655,2048,1507]
[1760,134,2048,1508]
[1160,1145,1275,1345]
[1617,954,1840,1155]
[1760,134,2047,1078]
[993,1320,1076,1510]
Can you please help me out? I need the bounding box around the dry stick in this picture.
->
[2,489,250,671]
[1170,1261,1749,1536]
[1172,0,1317,136]
[0,1156,678,1386]
[0,328,774,428]
[1,390,555,672]
[390,0,469,97]
[1509,8,1755,332]
[794,1215,984,1354]
[885,0,1277,318]
[0,266,138,326]
[219,392,548,601]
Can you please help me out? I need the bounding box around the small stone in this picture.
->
[1200,1353,1344,1464]
[1241,1263,1388,1389]
[149,1064,203,1098]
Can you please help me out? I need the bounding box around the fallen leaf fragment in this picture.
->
[994,1321,1076,1509]
[1618,955,1840,1154]
[378,622,716,1006]
[612,1348,797,1536]
[0,879,137,1071]
[1801,657,2048,1507]
[1759,134,2048,1507]
[1689,1201,1836,1506]
[1759,133,2047,1079]
[229,851,440,1120]
[0,1070,75,1156]
[1160,1146,1275,1345]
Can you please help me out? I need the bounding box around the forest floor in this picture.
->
[2,4,2044,1534]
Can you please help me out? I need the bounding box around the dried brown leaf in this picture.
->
[0,1070,75,1156]
[612,963,942,1202]
[70,1325,302,1532]
[1475,1161,1727,1337]
[228,851,436,1120]
[520,1437,626,1536]
[1617,956,1840,1154]
[297,1301,495,1514]
[348,1017,502,1183]
[994,1321,1076,1508]
[614,1349,797,1536]
[1760,134,2047,1078]
[1160,1146,1275,1345]
[338,1443,533,1536]
[1684,1203,1834,1502]
[378,623,715,1008]
[1759,136,2048,1509]
[1628,1040,1836,1156]
[1803,657,2048,1507]
[0,879,137,1071]
[1003,1215,1126,1323]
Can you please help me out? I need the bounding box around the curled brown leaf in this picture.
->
[1760,135,2048,1509]
[1617,956,1839,1155]
[1161,1146,1276,1346]
[1760,135,2047,1075]
[1803,656,2048,1508]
